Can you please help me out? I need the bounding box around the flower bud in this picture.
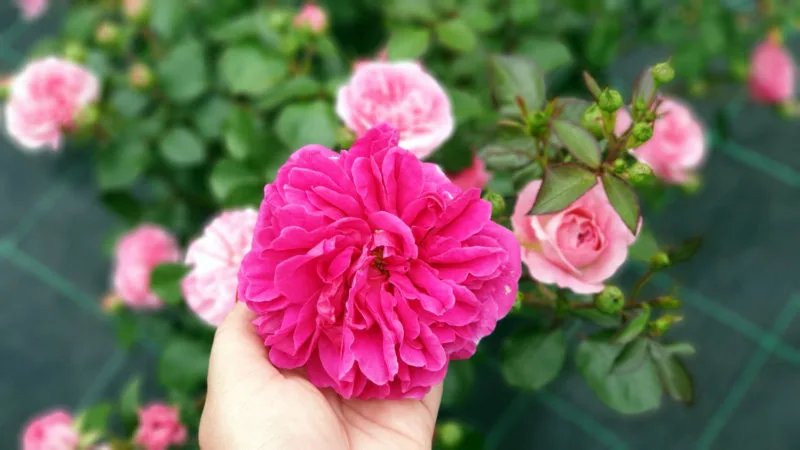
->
[654,296,681,309]
[650,252,671,270]
[74,104,100,131]
[632,123,653,143]
[101,293,124,314]
[512,292,524,312]
[436,421,465,448]
[633,97,647,113]
[613,158,627,173]
[128,62,154,89]
[643,110,656,123]
[482,190,506,218]
[336,127,356,149]
[580,104,605,139]
[527,111,549,138]
[63,41,86,62]
[651,62,675,85]
[0,77,10,100]
[598,89,623,113]
[595,285,625,314]
[95,22,121,46]
[680,175,702,193]
[626,161,654,184]
[651,314,683,336]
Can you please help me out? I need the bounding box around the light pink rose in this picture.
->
[293,3,327,33]
[133,404,187,450]
[336,61,454,159]
[16,0,48,20]
[4,57,99,151]
[512,181,637,294]
[112,225,180,309]
[21,410,78,450]
[749,40,795,104]
[182,209,258,326]
[615,98,706,184]
[448,156,491,191]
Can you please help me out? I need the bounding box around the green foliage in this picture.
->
[502,328,567,391]
[531,164,597,214]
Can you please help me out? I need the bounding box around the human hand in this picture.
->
[199,303,443,450]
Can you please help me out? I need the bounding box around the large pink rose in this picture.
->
[112,225,180,309]
[16,0,48,20]
[749,40,795,104]
[21,410,78,450]
[293,3,327,33]
[335,62,454,159]
[133,404,187,450]
[615,98,706,184]
[4,57,99,151]
[448,156,491,191]
[182,209,258,326]
[238,124,521,399]
[512,181,637,294]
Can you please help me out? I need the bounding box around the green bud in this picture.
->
[95,22,120,46]
[633,97,647,113]
[651,62,675,85]
[651,314,683,336]
[632,123,653,143]
[128,62,154,89]
[644,110,656,123]
[74,104,100,131]
[650,252,671,270]
[598,89,623,113]
[681,175,702,194]
[595,285,625,314]
[655,296,681,309]
[580,104,605,139]
[336,127,356,149]
[512,292,524,312]
[436,421,465,448]
[63,41,86,62]
[627,161,654,184]
[527,111,549,138]
[0,81,9,100]
[482,190,506,218]
[613,158,627,174]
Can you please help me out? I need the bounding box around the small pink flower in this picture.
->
[448,156,491,191]
[749,39,795,104]
[336,62,454,159]
[293,3,327,34]
[4,57,99,151]
[615,98,706,184]
[238,124,521,399]
[133,404,187,450]
[182,209,258,326]
[16,0,48,20]
[512,181,637,294]
[112,225,180,309]
[21,410,78,450]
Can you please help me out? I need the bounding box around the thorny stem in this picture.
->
[630,269,654,302]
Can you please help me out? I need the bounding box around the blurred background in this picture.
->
[3,0,800,449]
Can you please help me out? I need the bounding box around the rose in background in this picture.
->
[293,3,327,34]
[749,38,795,105]
[112,225,180,309]
[4,58,98,151]
[615,98,706,184]
[182,208,258,326]
[133,403,187,450]
[21,410,78,450]
[16,0,47,21]
[448,156,492,191]
[336,62,454,159]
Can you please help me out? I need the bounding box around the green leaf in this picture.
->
[436,18,477,53]
[119,377,141,427]
[583,71,603,100]
[275,101,337,150]
[386,0,437,21]
[584,17,621,67]
[159,128,206,167]
[633,67,656,106]
[441,359,475,407]
[551,120,601,168]
[663,342,696,356]
[210,14,257,42]
[96,141,149,191]
[224,107,260,160]
[531,164,597,215]
[502,328,566,391]
[449,88,485,124]
[629,227,659,262]
[110,89,149,118]
[158,338,210,393]
[114,311,138,350]
[571,307,621,327]
[75,403,112,435]
[519,38,573,73]
[479,138,536,170]
[668,236,703,264]
[387,27,430,60]
[553,98,590,123]
[224,183,266,209]
[611,339,650,375]
[491,55,546,115]
[195,97,233,139]
[157,38,208,104]
[651,343,694,404]
[85,51,111,79]
[63,6,103,40]
[512,163,544,191]
[616,304,651,344]
[209,159,261,203]
[150,0,183,39]
[100,192,142,224]
[577,332,662,414]
[462,6,498,32]
[149,263,190,306]
[219,46,288,96]
[601,173,640,234]
[510,0,541,23]
[256,76,322,112]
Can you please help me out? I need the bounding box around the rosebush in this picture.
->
[5,0,799,448]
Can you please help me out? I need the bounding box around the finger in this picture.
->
[421,382,443,420]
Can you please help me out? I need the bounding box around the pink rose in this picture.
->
[448,156,491,191]
[21,410,78,450]
[615,98,706,184]
[182,209,258,326]
[112,225,180,309]
[336,62,454,159]
[512,181,637,294]
[133,404,187,450]
[238,124,521,399]
[4,57,99,151]
[293,3,327,33]
[16,0,47,20]
[749,40,795,104]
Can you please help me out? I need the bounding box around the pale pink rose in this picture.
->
[16,0,48,20]
[112,225,180,309]
[336,61,454,159]
[4,57,99,151]
[749,40,795,104]
[293,3,327,33]
[133,404,187,450]
[123,0,147,18]
[182,209,258,326]
[615,98,706,184]
[512,180,637,294]
[21,410,78,450]
[448,156,491,191]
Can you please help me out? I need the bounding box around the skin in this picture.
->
[199,303,443,450]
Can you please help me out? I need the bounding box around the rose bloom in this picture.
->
[448,156,491,191]
[21,410,78,450]
[182,209,258,326]
[4,57,99,151]
[512,181,637,294]
[112,225,180,309]
[749,39,795,104]
[294,3,327,33]
[336,62,454,159]
[16,0,47,20]
[133,404,187,450]
[615,98,706,184]
[238,124,521,399]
